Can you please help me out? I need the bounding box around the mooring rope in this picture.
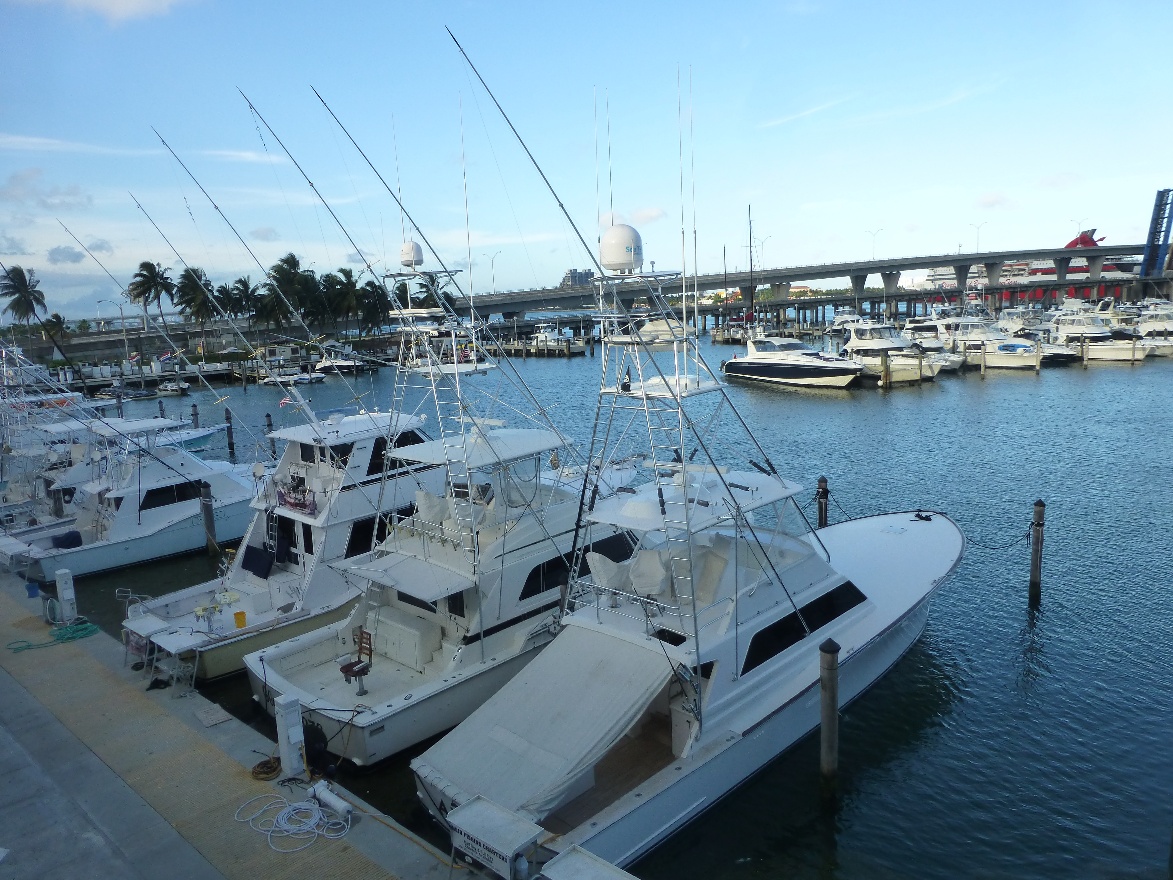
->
[6,618,100,652]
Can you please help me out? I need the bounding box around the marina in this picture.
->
[3,323,1171,879]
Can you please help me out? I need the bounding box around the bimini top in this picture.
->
[88,417,186,438]
[268,410,426,445]
[587,469,802,532]
[336,551,473,603]
[395,428,564,469]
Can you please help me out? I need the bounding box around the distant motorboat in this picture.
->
[156,380,190,396]
[721,334,862,388]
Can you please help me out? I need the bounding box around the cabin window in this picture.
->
[273,514,298,564]
[520,555,571,601]
[139,480,205,511]
[397,591,436,613]
[300,443,317,464]
[301,523,314,556]
[366,429,427,476]
[447,590,465,618]
[741,581,867,676]
[343,511,399,558]
[328,443,354,467]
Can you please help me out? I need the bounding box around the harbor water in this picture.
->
[70,341,1173,879]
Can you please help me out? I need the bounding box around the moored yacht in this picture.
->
[122,408,442,681]
[411,225,964,875]
[721,334,862,388]
[841,320,944,383]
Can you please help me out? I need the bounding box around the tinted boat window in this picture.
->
[741,581,867,675]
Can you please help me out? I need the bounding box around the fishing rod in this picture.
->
[306,87,583,448]
[55,219,275,459]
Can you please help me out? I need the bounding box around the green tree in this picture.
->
[230,276,259,339]
[359,279,393,335]
[0,265,46,329]
[42,312,70,343]
[174,267,216,357]
[265,253,318,330]
[127,261,175,334]
[75,318,91,334]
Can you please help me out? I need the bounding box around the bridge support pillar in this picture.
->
[1087,256,1105,281]
[1054,257,1071,283]
[849,274,867,310]
[952,265,971,301]
[983,261,1005,287]
[771,281,791,298]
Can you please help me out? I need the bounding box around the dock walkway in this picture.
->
[0,575,452,880]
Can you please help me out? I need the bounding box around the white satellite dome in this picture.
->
[600,224,643,274]
[400,240,424,269]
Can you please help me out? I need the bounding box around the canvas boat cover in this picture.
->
[412,624,672,820]
[336,550,473,602]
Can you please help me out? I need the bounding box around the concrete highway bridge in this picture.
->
[460,244,1153,320]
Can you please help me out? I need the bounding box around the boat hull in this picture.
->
[16,499,253,582]
[249,642,545,765]
[721,359,860,389]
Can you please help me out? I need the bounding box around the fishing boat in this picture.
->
[156,379,190,396]
[9,417,257,583]
[841,321,944,383]
[122,408,442,681]
[411,225,965,874]
[721,334,862,388]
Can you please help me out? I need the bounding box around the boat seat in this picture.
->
[629,549,670,597]
[586,551,630,594]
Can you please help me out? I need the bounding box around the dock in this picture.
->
[0,574,452,880]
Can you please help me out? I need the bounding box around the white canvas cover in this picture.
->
[337,551,472,603]
[413,625,671,820]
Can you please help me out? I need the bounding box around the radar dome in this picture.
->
[400,240,424,269]
[600,225,643,274]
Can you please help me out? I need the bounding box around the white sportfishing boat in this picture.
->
[721,334,862,388]
[10,417,257,583]
[243,427,635,765]
[841,321,944,383]
[411,225,965,875]
[242,239,632,765]
[122,408,442,681]
[1048,312,1152,363]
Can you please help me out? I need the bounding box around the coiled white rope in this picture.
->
[234,793,351,852]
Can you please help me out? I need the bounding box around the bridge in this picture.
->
[463,244,1150,318]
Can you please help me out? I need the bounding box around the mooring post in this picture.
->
[980,342,987,378]
[1029,499,1045,604]
[225,408,236,463]
[1034,340,1042,374]
[200,482,218,555]
[158,399,165,418]
[816,476,829,529]
[880,349,891,389]
[1082,335,1089,368]
[819,638,841,785]
[190,402,199,428]
[265,413,276,458]
[115,390,123,419]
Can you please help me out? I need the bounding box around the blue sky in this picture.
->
[2,0,1170,316]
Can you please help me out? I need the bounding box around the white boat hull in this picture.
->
[16,499,253,582]
[553,596,933,867]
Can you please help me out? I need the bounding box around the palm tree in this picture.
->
[265,253,318,331]
[0,266,88,394]
[331,268,360,337]
[174,267,216,357]
[359,279,393,335]
[230,276,259,340]
[127,261,176,334]
[0,265,46,330]
[42,313,70,344]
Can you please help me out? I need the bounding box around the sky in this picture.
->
[2,0,1171,317]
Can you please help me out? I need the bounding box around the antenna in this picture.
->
[460,93,474,299]
[392,113,406,244]
[594,86,601,246]
[606,90,614,226]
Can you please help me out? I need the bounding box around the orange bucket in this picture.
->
[233,610,247,628]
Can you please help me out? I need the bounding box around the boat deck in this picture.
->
[540,713,675,834]
[294,643,456,714]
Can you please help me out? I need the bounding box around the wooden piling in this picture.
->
[816,476,829,529]
[115,391,123,419]
[1029,499,1045,603]
[880,350,890,389]
[1081,335,1089,368]
[980,342,987,378]
[190,402,199,428]
[225,408,236,462]
[265,413,276,458]
[819,638,840,784]
[1034,341,1042,374]
[158,399,165,417]
[200,482,219,555]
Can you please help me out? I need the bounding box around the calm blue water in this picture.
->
[81,342,1173,879]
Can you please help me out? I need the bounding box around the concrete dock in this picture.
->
[0,574,454,880]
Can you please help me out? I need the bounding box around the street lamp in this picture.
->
[969,222,987,253]
[754,235,772,268]
[484,251,502,296]
[1069,218,1086,241]
[866,228,883,261]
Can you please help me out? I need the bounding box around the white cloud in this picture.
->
[631,207,667,226]
[0,133,156,157]
[12,0,189,22]
[86,238,114,254]
[47,245,85,264]
[250,227,279,242]
[0,169,92,210]
[0,233,27,254]
[760,98,850,129]
[977,193,1011,209]
[201,149,285,165]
